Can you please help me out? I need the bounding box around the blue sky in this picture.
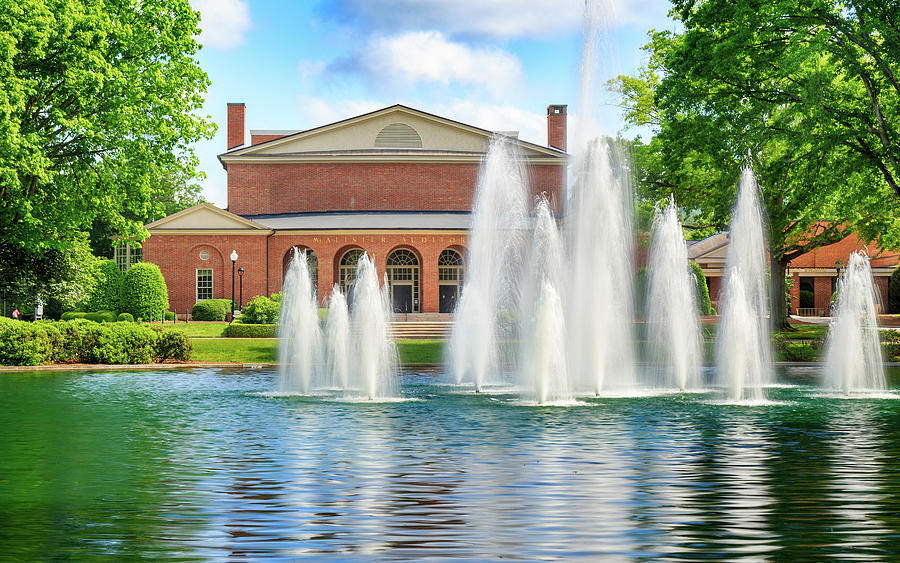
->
[189,0,677,207]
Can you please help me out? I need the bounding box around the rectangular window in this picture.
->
[196,269,213,301]
[115,246,128,272]
[130,245,142,265]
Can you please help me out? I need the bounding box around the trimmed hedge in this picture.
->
[84,259,123,313]
[60,311,117,323]
[117,312,134,322]
[890,264,900,314]
[164,311,175,321]
[690,261,715,315]
[0,319,191,365]
[239,295,280,324]
[192,299,231,321]
[121,263,169,321]
[225,323,277,338]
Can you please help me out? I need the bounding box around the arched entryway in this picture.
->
[338,248,365,296]
[283,247,318,294]
[386,248,421,313]
[438,248,465,313]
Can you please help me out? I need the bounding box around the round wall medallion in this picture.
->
[199,250,210,261]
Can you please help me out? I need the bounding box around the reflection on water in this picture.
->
[1,365,899,559]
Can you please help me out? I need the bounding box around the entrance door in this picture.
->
[392,284,413,313]
[439,284,458,313]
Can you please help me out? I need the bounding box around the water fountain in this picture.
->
[325,285,351,390]
[716,168,772,401]
[278,248,323,393]
[824,251,886,394]
[449,135,529,391]
[278,249,397,400]
[519,198,570,404]
[567,138,636,395]
[645,197,703,391]
[348,253,398,400]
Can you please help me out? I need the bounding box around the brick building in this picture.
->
[143,104,567,316]
[689,232,899,316]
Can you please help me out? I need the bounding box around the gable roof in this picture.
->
[218,104,565,167]
[145,203,271,233]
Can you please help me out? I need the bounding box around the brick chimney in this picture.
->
[227,103,246,150]
[547,104,567,152]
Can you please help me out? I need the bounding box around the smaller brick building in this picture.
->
[143,104,567,316]
[689,232,899,315]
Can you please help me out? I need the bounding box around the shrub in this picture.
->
[634,267,648,318]
[83,259,123,313]
[690,261,715,315]
[164,311,175,321]
[773,337,821,362]
[240,295,280,324]
[121,263,169,321]
[154,330,192,361]
[225,323,278,338]
[0,319,61,365]
[117,312,134,322]
[192,299,231,321]
[81,323,157,364]
[890,264,900,314]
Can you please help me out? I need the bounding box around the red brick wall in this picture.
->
[143,234,269,315]
[250,134,288,145]
[269,231,468,312]
[144,230,471,314]
[814,276,833,314]
[227,103,245,149]
[226,162,564,216]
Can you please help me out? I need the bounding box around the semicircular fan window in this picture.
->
[374,123,423,148]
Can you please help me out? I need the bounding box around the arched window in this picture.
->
[283,247,318,294]
[339,248,365,295]
[374,123,423,148]
[438,249,464,313]
[387,248,420,313]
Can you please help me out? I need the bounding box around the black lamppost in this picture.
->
[238,267,245,310]
[230,250,238,320]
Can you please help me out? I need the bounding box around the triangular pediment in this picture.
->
[221,104,562,159]
[146,203,268,231]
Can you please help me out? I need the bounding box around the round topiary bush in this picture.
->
[121,263,169,321]
[117,312,134,322]
[890,264,900,314]
[690,261,715,315]
[84,259,123,313]
[191,299,231,321]
[240,295,280,324]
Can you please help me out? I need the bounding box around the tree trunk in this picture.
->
[770,255,792,331]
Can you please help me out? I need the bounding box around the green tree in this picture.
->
[0,0,214,285]
[121,263,168,321]
[614,0,900,328]
[81,259,123,313]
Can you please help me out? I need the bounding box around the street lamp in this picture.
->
[238,267,245,310]
[230,250,238,320]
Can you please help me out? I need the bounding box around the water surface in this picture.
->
[1,366,899,560]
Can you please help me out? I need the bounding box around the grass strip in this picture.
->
[189,338,446,364]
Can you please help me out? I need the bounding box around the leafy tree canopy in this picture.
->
[0,0,214,284]
[613,0,900,325]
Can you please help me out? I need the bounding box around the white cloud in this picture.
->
[326,0,674,38]
[191,0,252,49]
[295,95,386,129]
[352,31,523,98]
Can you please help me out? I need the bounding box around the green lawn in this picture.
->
[189,338,445,364]
[160,322,228,338]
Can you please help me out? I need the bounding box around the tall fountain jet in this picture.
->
[325,285,351,390]
[716,168,772,401]
[349,254,398,400]
[824,251,886,394]
[520,198,570,404]
[646,197,703,391]
[278,248,323,393]
[566,0,636,395]
[449,136,529,391]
